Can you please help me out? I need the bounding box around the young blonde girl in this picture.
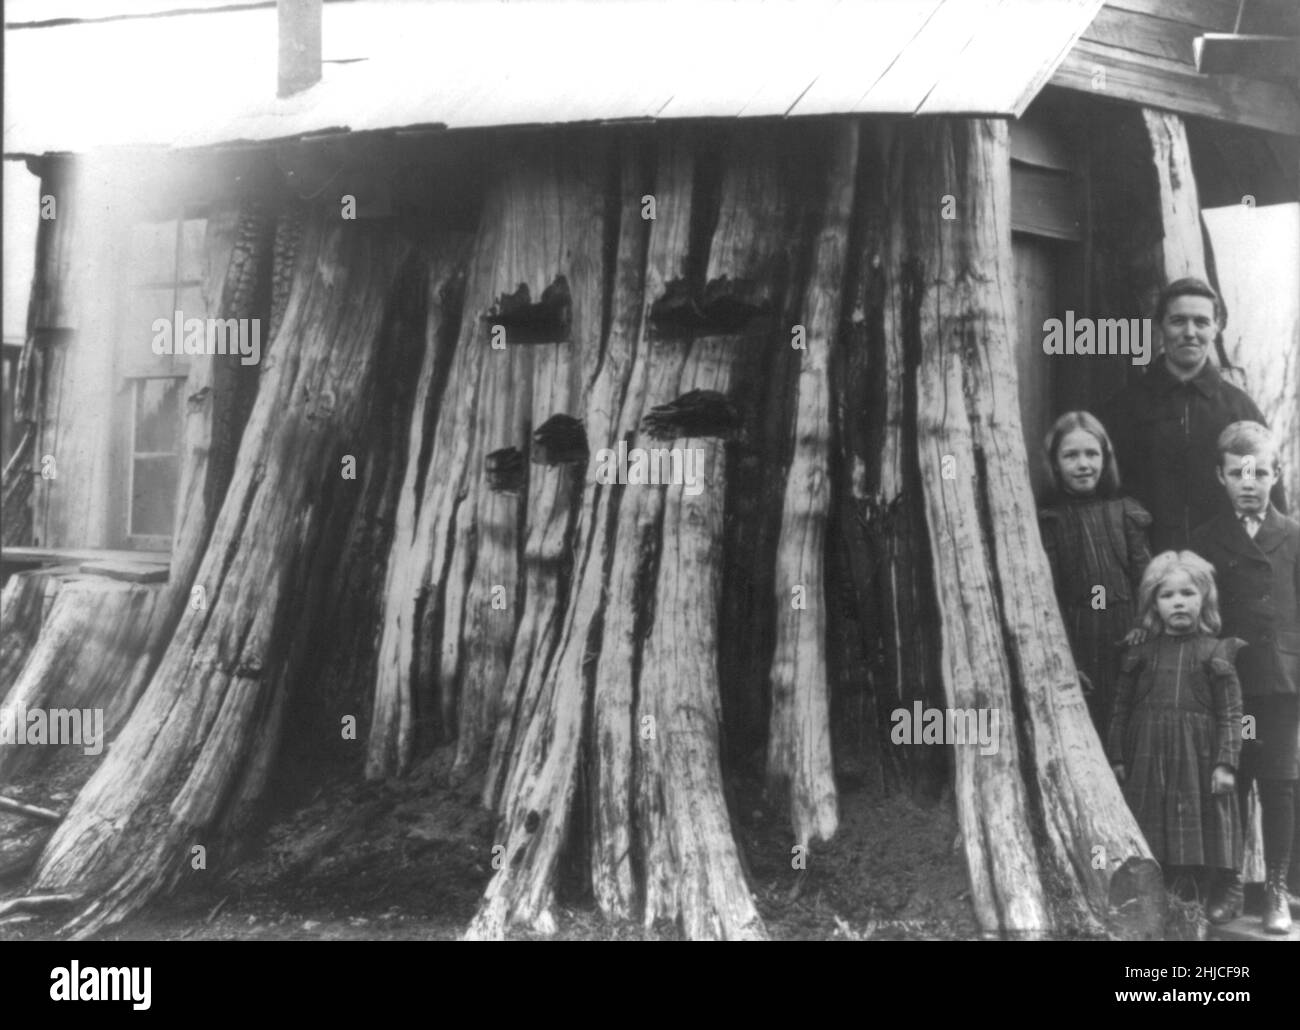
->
[1038,411,1152,736]
[1108,551,1244,897]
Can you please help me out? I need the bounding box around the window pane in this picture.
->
[1,349,19,467]
[133,377,182,455]
[122,287,179,376]
[177,219,209,284]
[130,455,178,538]
[175,283,207,324]
[129,286,178,335]
[128,221,180,285]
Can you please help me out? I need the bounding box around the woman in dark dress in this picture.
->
[1038,411,1152,736]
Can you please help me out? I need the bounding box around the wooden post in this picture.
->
[1141,108,1207,284]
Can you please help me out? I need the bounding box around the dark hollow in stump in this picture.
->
[648,278,707,333]
[483,276,572,345]
[641,389,742,441]
[486,446,528,493]
[647,276,772,336]
[530,414,589,466]
[699,275,772,332]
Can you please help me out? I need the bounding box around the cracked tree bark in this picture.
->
[32,213,421,938]
[764,121,855,847]
[900,118,1160,938]
[367,183,509,778]
[464,133,688,940]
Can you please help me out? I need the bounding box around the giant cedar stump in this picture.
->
[7,117,1171,942]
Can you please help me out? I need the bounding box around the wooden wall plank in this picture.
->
[1083,5,1201,64]
[1107,0,1299,34]
[1053,39,1300,135]
[1103,0,1241,32]
[1012,164,1083,240]
[1011,116,1076,171]
[1011,235,1060,500]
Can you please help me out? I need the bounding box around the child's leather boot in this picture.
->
[1264,867,1293,934]
[1207,872,1243,925]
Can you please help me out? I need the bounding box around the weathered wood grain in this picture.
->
[34,213,416,938]
[1053,39,1300,136]
[1142,108,1207,283]
[765,122,855,847]
[904,118,1160,938]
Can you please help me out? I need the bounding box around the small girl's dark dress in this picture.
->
[1038,494,1152,734]
[1106,633,1245,871]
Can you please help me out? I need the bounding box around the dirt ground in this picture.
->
[0,747,981,942]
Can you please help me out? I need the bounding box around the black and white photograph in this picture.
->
[1,0,1298,984]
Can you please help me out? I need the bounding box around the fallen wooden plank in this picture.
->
[0,894,79,919]
[77,560,169,583]
[2,546,170,567]
[0,795,63,823]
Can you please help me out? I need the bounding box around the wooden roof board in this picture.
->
[4,0,269,24]
[4,0,1116,155]
[856,0,1001,113]
[1083,3,1203,64]
[765,0,944,117]
[4,9,277,154]
[918,0,1105,116]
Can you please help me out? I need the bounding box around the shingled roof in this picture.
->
[4,0,1106,155]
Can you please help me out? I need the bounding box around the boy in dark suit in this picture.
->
[1190,422,1300,934]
